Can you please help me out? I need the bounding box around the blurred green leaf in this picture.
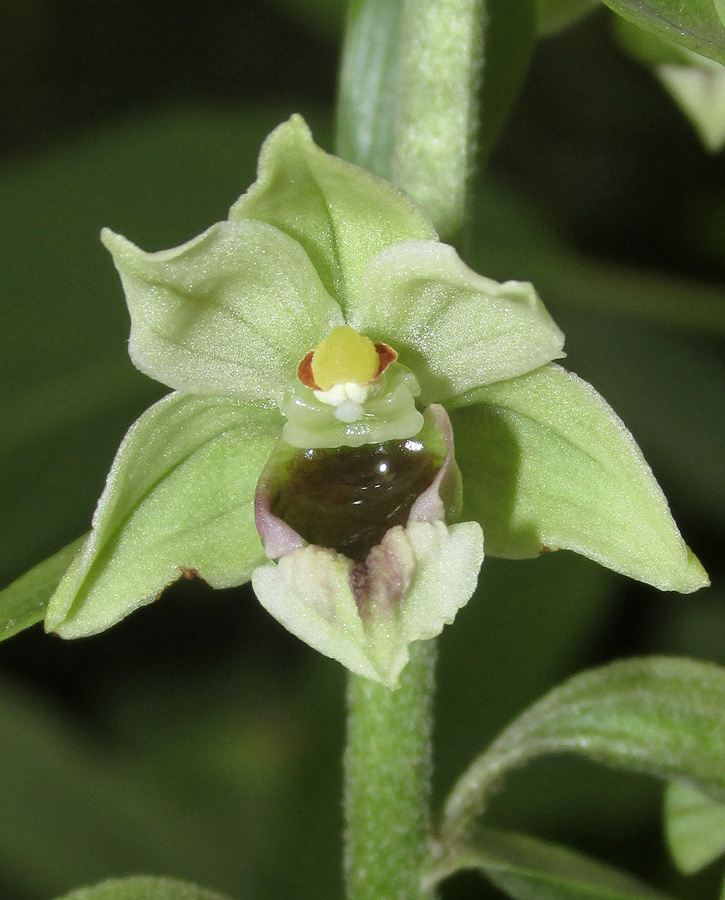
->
[55,877,232,900]
[664,781,725,874]
[450,364,707,592]
[536,0,599,35]
[0,674,253,898]
[476,0,537,164]
[427,824,673,898]
[440,657,725,847]
[615,16,725,151]
[599,0,725,65]
[0,534,84,642]
[469,181,725,338]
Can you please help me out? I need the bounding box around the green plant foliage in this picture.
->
[440,657,725,847]
[599,0,725,64]
[664,781,725,874]
[536,0,599,35]
[427,825,674,899]
[0,535,84,642]
[54,877,233,900]
[615,16,725,151]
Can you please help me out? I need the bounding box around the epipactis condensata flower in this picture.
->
[44,116,707,688]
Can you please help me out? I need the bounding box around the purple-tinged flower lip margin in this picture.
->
[255,403,457,562]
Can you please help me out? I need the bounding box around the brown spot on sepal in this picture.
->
[180,567,199,579]
[296,341,398,389]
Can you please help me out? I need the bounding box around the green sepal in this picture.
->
[664,781,725,874]
[102,221,343,401]
[350,240,565,404]
[0,535,86,642]
[53,876,233,900]
[439,657,725,848]
[230,114,438,313]
[45,393,280,638]
[252,519,483,688]
[450,363,708,593]
[426,825,674,899]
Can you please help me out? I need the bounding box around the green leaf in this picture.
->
[0,535,85,642]
[450,363,707,593]
[474,0,537,164]
[664,780,725,874]
[350,240,564,403]
[439,657,725,847]
[536,0,599,35]
[46,393,280,638]
[599,0,725,65]
[469,180,725,337]
[615,16,725,151]
[54,876,232,900]
[230,115,437,313]
[102,221,343,401]
[427,825,674,899]
[0,674,248,895]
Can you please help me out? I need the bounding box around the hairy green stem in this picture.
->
[344,639,437,900]
[336,0,482,240]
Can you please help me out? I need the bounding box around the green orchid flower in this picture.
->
[44,115,707,689]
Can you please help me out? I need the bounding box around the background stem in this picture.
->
[336,0,483,241]
[343,639,437,900]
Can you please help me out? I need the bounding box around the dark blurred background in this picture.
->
[1,1,724,898]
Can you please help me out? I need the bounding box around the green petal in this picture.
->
[230,115,438,313]
[450,364,708,593]
[349,240,565,403]
[102,220,343,401]
[252,520,483,688]
[46,393,280,638]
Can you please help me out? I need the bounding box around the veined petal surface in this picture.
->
[46,393,281,637]
[450,364,708,593]
[230,115,438,312]
[349,240,565,403]
[102,220,343,401]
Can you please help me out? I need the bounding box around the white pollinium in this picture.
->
[314,381,381,422]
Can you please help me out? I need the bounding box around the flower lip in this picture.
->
[255,404,460,563]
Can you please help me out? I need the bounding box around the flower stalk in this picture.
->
[344,639,437,900]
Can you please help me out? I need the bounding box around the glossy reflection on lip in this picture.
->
[269,440,442,562]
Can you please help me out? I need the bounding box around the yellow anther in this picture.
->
[311,326,379,391]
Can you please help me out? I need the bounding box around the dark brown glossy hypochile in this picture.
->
[269,440,442,563]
